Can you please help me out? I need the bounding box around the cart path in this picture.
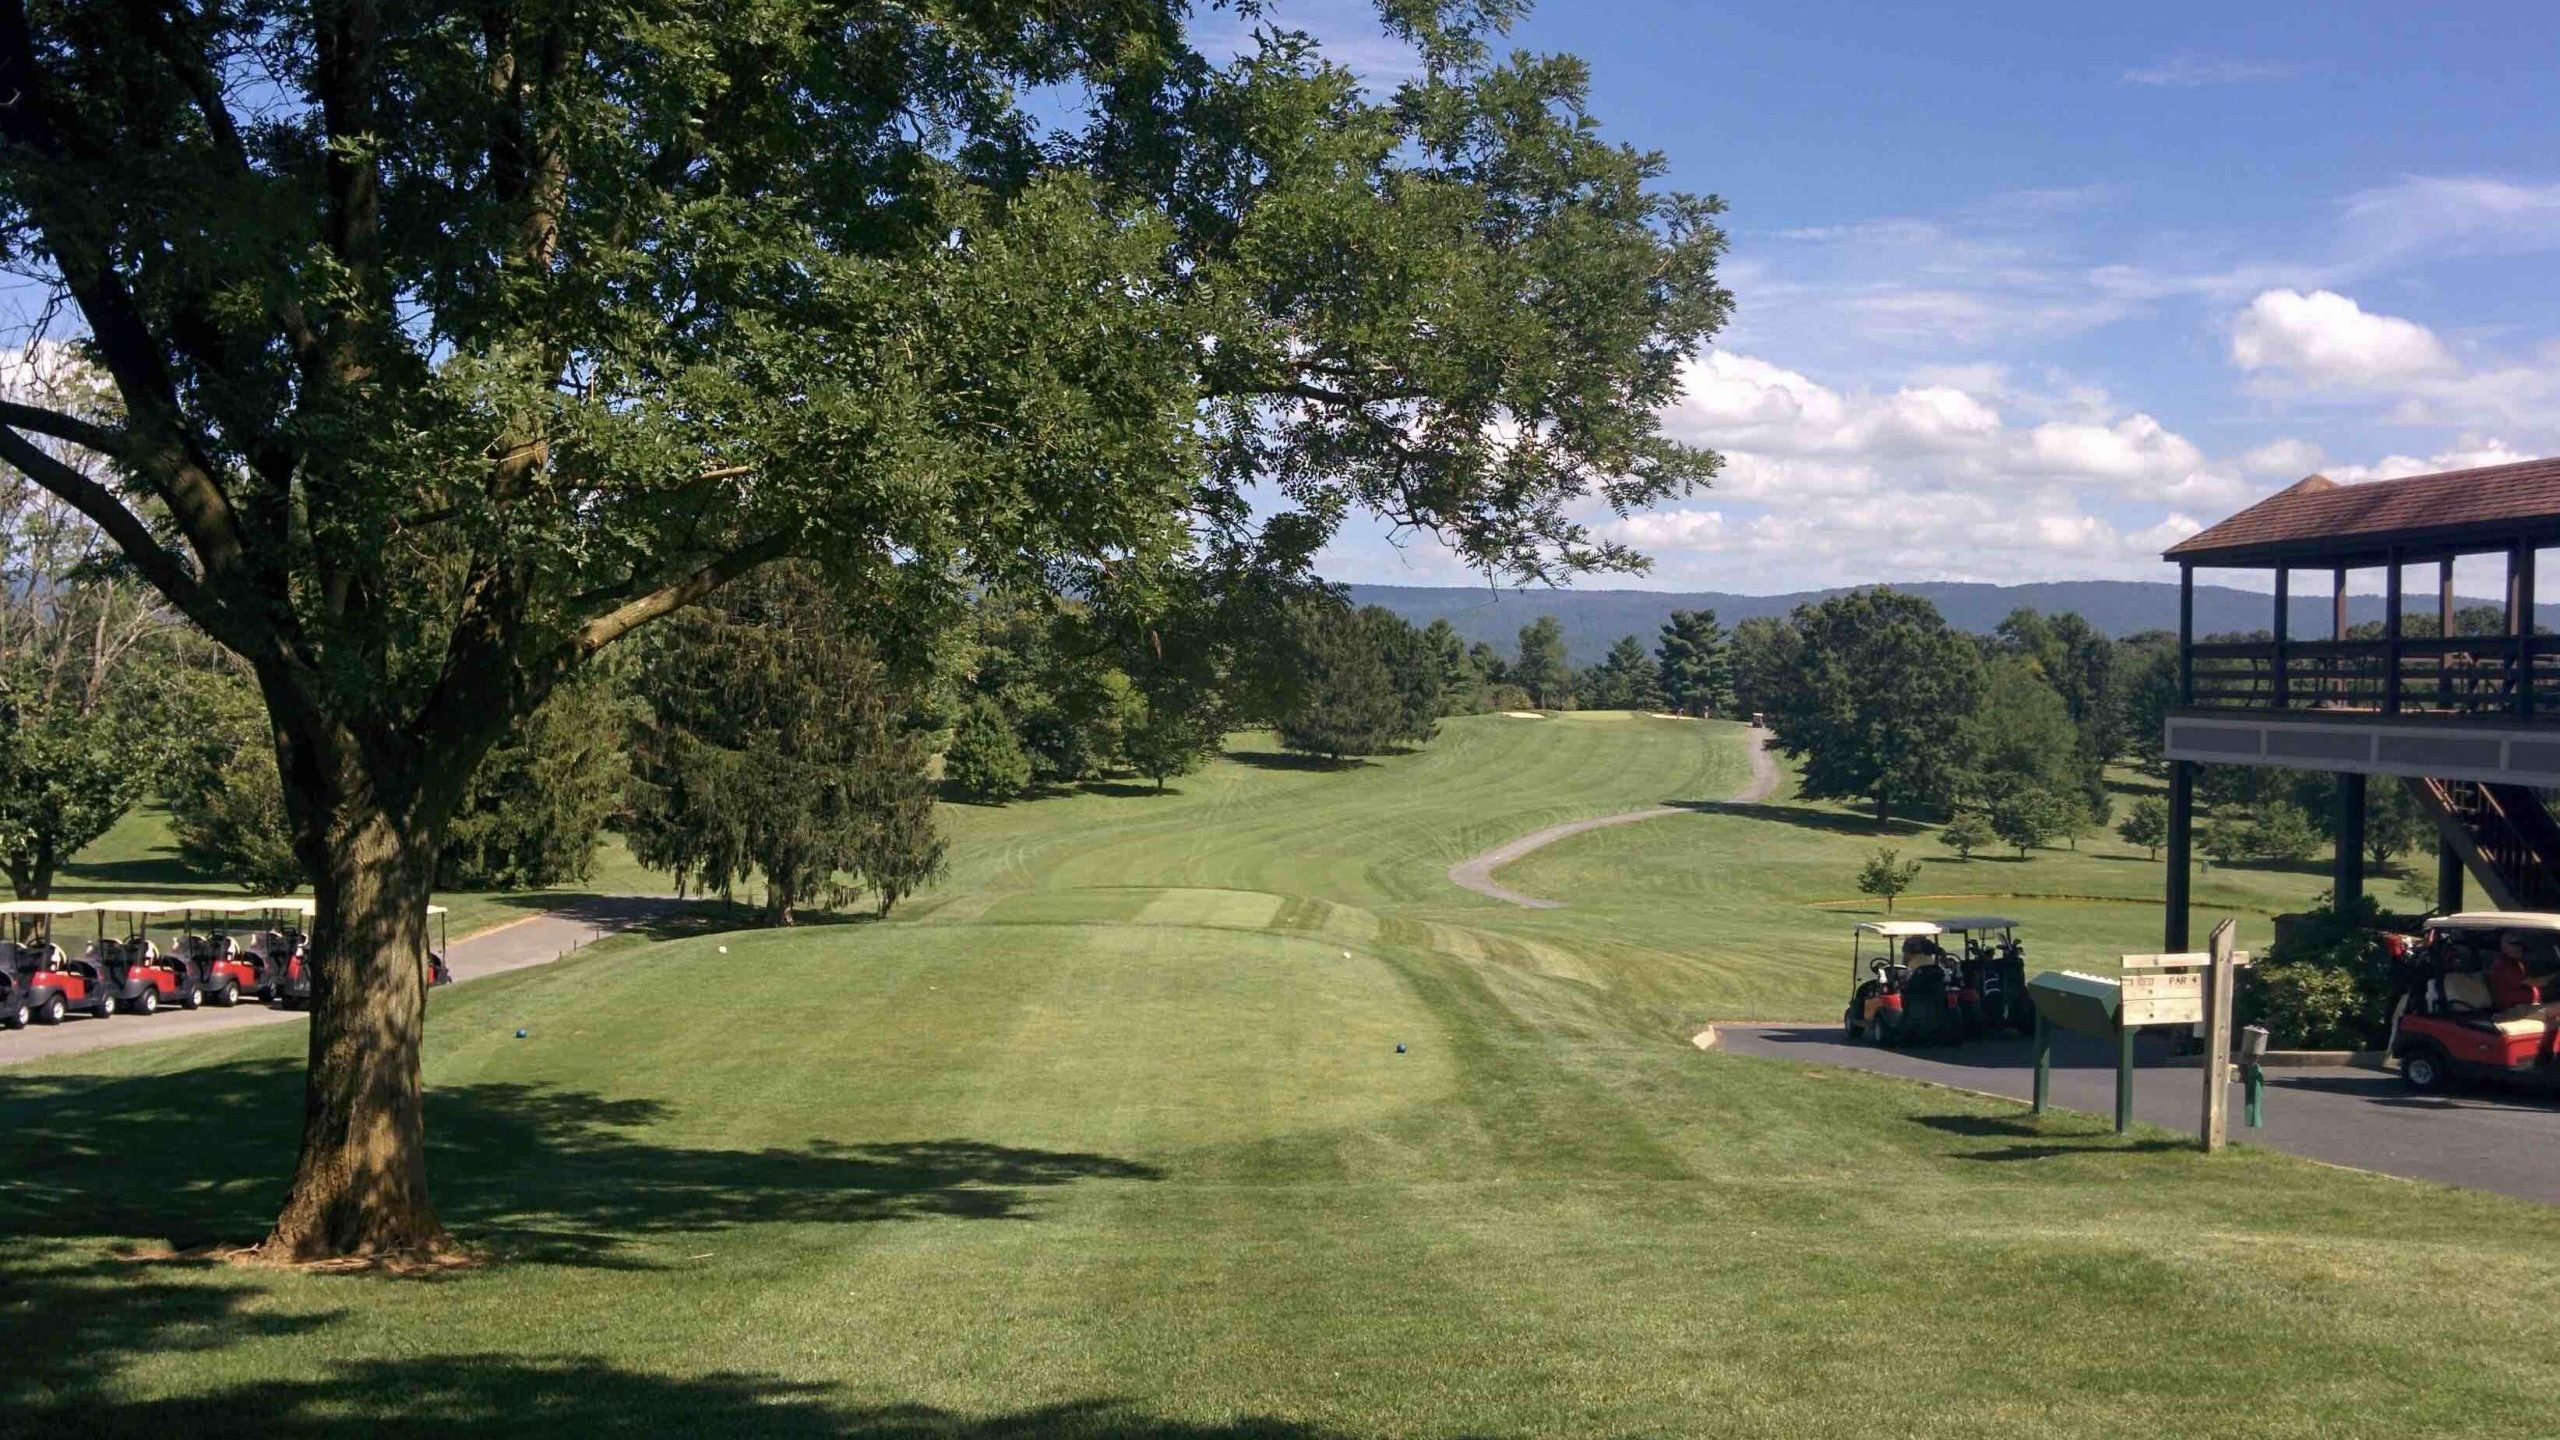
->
[0,895,684,1069]
[1448,729,1780,909]
[1712,1023,2560,1205]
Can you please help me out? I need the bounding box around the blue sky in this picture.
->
[1295,0,2560,594]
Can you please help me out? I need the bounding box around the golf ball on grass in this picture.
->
[515,1028,528,1039]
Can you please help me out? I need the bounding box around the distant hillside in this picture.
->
[1343,580,2548,662]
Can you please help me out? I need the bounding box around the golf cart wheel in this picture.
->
[38,995,65,1025]
[94,993,116,1019]
[2400,1045,2451,1095]
[1841,1006,1864,1040]
[4,1002,25,1030]
[213,981,239,1008]
[131,986,159,1017]
[1872,1015,1900,1048]
[179,985,202,1011]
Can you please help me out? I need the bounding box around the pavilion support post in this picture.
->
[2271,567,2290,709]
[2333,566,2349,705]
[2436,834,2464,916]
[2520,546,2538,720]
[2165,761,2194,952]
[2385,553,2404,715]
[2333,771,2366,913]
[2440,558,2457,705]
[2177,564,2195,704]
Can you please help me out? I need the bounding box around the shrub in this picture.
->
[1856,847,1924,912]
[2236,896,2401,1050]
[1938,809,1994,861]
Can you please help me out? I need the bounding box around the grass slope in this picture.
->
[3,714,2551,1438]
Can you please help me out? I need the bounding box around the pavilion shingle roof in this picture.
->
[2166,457,2560,563]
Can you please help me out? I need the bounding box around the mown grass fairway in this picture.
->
[6,715,2555,1438]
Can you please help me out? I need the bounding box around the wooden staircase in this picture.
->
[2410,777,2560,910]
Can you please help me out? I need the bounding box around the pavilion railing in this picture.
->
[2186,634,2560,721]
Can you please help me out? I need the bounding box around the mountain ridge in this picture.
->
[1342,579,2551,661]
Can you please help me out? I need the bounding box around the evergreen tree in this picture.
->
[627,566,945,924]
[437,673,626,890]
[1422,619,1476,707]
[944,698,1034,803]
[1655,609,1731,716]
[1365,607,1443,742]
[1580,634,1663,710]
[1279,603,1402,760]
[1514,617,1573,709]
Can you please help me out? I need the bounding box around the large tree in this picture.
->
[0,1,1726,1258]
[1763,589,1981,827]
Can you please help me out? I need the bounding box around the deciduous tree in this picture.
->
[0,0,1727,1257]
[1857,847,1923,912]
[1764,590,1981,827]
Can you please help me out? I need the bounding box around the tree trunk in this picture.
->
[1874,795,1891,829]
[8,839,53,899]
[262,794,450,1262]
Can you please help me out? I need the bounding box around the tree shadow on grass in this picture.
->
[4,1348,1361,1438]
[1221,748,1369,773]
[0,1060,1162,1267]
[1664,799,1926,839]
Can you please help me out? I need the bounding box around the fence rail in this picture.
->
[2186,635,2560,722]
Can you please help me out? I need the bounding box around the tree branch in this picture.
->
[0,424,243,649]
[575,531,797,656]
[0,399,123,454]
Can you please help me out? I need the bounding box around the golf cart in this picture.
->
[79,899,205,1016]
[1936,915,2033,1037]
[252,898,317,1009]
[0,900,107,1023]
[186,897,296,1005]
[1844,920,1969,1045]
[425,904,453,990]
[2388,911,2560,1094]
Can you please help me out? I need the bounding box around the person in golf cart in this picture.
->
[1843,920,1966,1045]
[2390,912,2560,1094]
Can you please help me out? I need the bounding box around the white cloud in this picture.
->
[2231,289,2458,387]
[2121,55,2299,88]
[2322,438,2535,483]
[2240,438,2326,477]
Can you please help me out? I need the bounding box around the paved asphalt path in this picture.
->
[1448,727,1782,908]
[0,894,682,1069]
[1715,1023,2560,1205]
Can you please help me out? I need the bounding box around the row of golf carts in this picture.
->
[0,898,450,1031]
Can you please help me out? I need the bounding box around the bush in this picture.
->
[2236,897,2401,1050]
[944,698,1032,802]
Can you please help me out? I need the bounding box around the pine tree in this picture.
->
[1514,617,1572,709]
[627,565,945,924]
[1279,603,1402,760]
[1655,609,1731,716]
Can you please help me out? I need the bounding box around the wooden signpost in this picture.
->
[2028,919,2248,1144]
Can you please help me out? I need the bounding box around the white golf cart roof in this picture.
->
[2428,911,2560,935]
[1854,920,1943,938]
[1932,915,2020,932]
[427,904,448,916]
[241,896,317,916]
[85,898,191,916]
[0,900,89,916]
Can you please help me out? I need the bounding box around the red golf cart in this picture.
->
[0,900,110,1022]
[80,899,206,1016]
[249,898,318,1009]
[1844,920,1969,1045]
[2390,911,2560,1094]
[184,897,296,1005]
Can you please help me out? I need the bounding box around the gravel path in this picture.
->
[0,894,683,1068]
[1447,728,1779,909]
